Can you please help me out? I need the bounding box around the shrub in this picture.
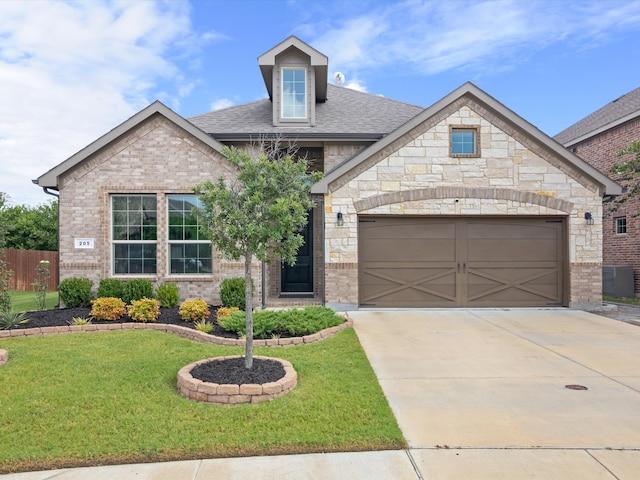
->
[59,277,94,308]
[127,297,160,322]
[0,311,30,330]
[220,277,253,310]
[90,297,126,321]
[97,279,125,299]
[122,279,154,304]
[216,306,240,325]
[68,317,92,326]
[194,319,214,333]
[155,282,180,308]
[218,306,344,339]
[179,299,210,322]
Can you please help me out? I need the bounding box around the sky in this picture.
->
[1,0,640,207]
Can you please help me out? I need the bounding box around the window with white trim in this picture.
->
[451,127,479,156]
[168,195,212,274]
[616,216,627,235]
[282,68,306,119]
[112,195,157,274]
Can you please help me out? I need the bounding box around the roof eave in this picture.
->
[561,111,640,148]
[36,101,225,189]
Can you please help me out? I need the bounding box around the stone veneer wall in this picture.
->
[57,114,262,306]
[323,103,605,309]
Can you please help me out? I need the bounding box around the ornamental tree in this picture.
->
[194,144,322,368]
[610,141,640,215]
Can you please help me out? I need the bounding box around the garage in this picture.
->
[358,216,566,308]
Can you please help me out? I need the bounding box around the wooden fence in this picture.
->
[3,249,59,291]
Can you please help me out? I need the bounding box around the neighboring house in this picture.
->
[36,36,620,311]
[555,87,640,296]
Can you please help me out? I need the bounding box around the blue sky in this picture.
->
[1,0,640,206]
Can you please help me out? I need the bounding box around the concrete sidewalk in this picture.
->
[3,309,640,479]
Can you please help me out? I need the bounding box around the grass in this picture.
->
[8,290,59,313]
[0,328,405,473]
[603,294,640,306]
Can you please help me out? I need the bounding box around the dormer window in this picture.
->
[282,68,306,119]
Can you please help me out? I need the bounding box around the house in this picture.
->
[36,36,620,311]
[555,87,640,297]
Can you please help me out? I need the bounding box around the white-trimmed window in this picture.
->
[451,127,479,156]
[616,216,627,235]
[282,68,306,119]
[112,195,157,275]
[168,195,212,275]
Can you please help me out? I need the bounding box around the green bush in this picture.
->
[97,279,125,299]
[90,297,126,321]
[127,297,160,322]
[122,279,154,304]
[155,282,180,308]
[220,277,253,310]
[219,306,344,339]
[59,277,94,308]
[179,299,210,322]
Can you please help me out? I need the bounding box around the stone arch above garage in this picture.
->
[354,187,574,214]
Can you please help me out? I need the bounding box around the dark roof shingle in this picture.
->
[188,84,424,138]
[554,86,640,146]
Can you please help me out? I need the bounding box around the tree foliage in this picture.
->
[0,199,58,250]
[609,141,640,214]
[194,144,322,368]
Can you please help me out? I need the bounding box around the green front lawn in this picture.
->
[0,328,405,473]
[8,290,59,313]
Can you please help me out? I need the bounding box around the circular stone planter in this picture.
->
[177,355,297,404]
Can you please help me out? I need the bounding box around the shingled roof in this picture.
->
[189,84,424,140]
[554,86,640,146]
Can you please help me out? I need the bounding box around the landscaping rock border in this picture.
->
[0,349,7,366]
[0,317,353,346]
[177,355,297,404]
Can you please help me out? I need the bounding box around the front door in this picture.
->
[281,209,314,294]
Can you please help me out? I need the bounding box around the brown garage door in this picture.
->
[358,216,565,308]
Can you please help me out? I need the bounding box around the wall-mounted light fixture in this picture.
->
[584,212,594,225]
[337,212,344,226]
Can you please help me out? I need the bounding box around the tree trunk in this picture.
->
[244,253,253,369]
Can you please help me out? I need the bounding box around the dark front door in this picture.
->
[281,209,314,294]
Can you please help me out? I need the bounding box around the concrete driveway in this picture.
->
[351,309,640,479]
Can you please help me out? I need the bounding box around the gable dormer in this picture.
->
[258,36,328,127]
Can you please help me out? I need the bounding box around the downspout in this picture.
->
[261,260,266,309]
[36,183,60,308]
[319,196,326,306]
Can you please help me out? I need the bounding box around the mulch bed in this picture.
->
[14,306,289,384]
[191,357,285,384]
[14,306,237,338]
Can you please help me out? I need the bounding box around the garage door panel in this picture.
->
[362,239,455,262]
[359,216,565,308]
[468,240,560,262]
[361,266,457,307]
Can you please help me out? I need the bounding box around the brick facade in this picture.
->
[324,104,605,309]
[57,114,263,306]
[569,118,640,295]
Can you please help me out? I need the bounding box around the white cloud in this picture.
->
[309,0,640,80]
[0,0,214,206]
[211,99,235,111]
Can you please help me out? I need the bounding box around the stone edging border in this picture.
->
[177,355,296,404]
[0,349,7,366]
[0,317,353,347]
